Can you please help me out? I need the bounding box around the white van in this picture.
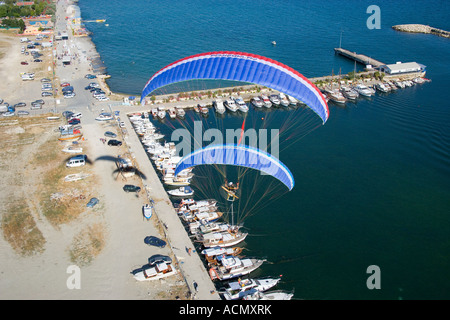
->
[66,155,86,168]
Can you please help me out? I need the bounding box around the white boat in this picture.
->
[209,255,265,281]
[243,290,294,300]
[278,93,290,107]
[328,90,346,104]
[234,96,249,112]
[143,203,153,220]
[260,95,272,108]
[414,77,425,84]
[250,96,264,108]
[269,94,281,106]
[198,228,248,248]
[340,86,359,100]
[199,104,209,116]
[62,146,83,154]
[201,246,243,259]
[181,210,224,224]
[168,107,177,119]
[47,116,60,120]
[132,261,177,281]
[220,277,282,300]
[395,81,405,89]
[167,186,194,197]
[213,99,226,114]
[224,97,238,112]
[157,108,166,120]
[375,82,390,93]
[176,106,186,118]
[95,112,113,121]
[151,108,158,118]
[354,84,373,97]
[286,95,298,105]
[189,220,233,235]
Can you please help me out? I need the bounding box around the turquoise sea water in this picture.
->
[78,0,450,299]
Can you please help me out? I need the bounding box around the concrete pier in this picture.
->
[334,48,385,68]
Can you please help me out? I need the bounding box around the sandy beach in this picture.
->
[0,0,219,300]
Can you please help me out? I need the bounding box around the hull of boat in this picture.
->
[58,134,82,141]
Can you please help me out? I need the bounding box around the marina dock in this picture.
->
[334,48,385,68]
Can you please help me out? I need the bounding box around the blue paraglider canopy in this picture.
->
[140,51,329,123]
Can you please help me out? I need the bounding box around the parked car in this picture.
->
[104,131,117,138]
[20,61,28,65]
[30,104,42,110]
[66,155,86,168]
[85,74,96,79]
[34,59,42,62]
[14,102,26,108]
[41,92,53,97]
[62,111,73,117]
[144,237,167,249]
[61,82,71,87]
[41,78,51,83]
[123,184,141,193]
[64,92,76,99]
[108,139,122,146]
[17,110,29,115]
[86,197,99,208]
[32,99,44,105]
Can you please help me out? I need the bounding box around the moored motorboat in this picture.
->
[224,97,238,112]
[167,186,194,197]
[354,84,373,97]
[250,96,264,108]
[260,95,272,108]
[213,99,226,114]
[234,96,249,113]
[242,290,294,300]
[340,86,359,100]
[198,227,248,248]
[328,90,346,104]
[278,93,290,106]
[176,106,186,118]
[269,94,281,106]
[220,277,282,300]
[286,94,298,105]
[168,107,177,119]
[209,255,265,281]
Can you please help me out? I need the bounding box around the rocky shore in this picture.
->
[392,24,450,38]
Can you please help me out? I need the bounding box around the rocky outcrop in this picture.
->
[392,24,450,38]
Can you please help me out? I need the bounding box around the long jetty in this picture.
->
[334,48,385,68]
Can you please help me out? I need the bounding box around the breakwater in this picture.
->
[392,24,450,38]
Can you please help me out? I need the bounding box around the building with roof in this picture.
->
[379,62,427,79]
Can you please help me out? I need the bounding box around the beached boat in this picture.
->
[278,93,290,107]
[47,116,60,120]
[58,131,82,141]
[168,107,177,119]
[242,290,294,300]
[132,261,177,281]
[220,277,282,300]
[64,173,91,182]
[260,95,272,108]
[224,97,238,112]
[198,228,248,248]
[213,99,226,114]
[95,112,113,121]
[167,186,194,197]
[62,145,83,154]
[143,203,153,220]
[234,96,249,113]
[209,255,265,281]
[250,96,264,108]
[269,94,281,107]
[354,84,373,97]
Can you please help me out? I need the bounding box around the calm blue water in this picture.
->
[78,0,450,299]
